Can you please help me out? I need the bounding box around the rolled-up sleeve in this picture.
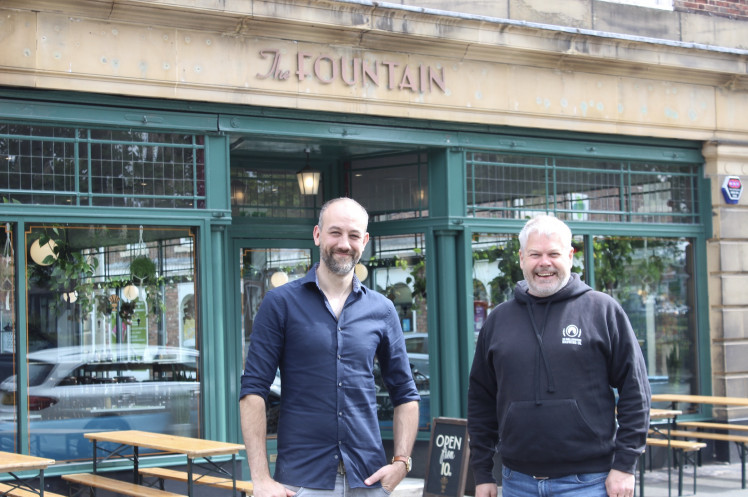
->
[240,291,286,401]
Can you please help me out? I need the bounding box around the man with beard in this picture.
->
[240,197,420,497]
[467,215,650,497]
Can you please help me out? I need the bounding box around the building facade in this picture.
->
[1,0,747,480]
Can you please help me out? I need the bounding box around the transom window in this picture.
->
[465,152,700,224]
[0,124,206,208]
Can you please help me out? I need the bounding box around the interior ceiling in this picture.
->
[228,135,418,165]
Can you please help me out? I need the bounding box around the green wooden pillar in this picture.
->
[433,229,464,418]
[427,147,470,419]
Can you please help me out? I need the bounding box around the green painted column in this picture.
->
[433,229,464,418]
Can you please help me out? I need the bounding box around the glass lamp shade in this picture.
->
[296,166,321,195]
[123,284,139,300]
[354,263,368,282]
[30,239,58,266]
[270,271,289,288]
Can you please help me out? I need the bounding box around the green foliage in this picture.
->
[29,232,100,316]
[130,255,157,283]
[593,237,633,291]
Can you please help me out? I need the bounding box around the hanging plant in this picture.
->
[130,255,157,284]
[118,300,137,324]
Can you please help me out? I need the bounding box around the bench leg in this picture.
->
[639,452,645,497]
[738,442,746,489]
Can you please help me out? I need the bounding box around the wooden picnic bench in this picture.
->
[651,394,748,490]
[642,437,706,496]
[62,473,186,497]
[140,467,254,496]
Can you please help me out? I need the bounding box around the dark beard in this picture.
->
[322,249,358,275]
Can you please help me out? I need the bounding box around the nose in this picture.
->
[336,235,352,251]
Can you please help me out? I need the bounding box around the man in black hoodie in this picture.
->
[468,215,650,497]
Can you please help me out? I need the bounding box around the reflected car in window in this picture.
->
[404,332,429,378]
[0,346,199,461]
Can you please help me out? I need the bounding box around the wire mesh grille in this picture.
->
[0,124,205,208]
[466,152,700,224]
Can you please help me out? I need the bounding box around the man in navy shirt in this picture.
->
[240,197,420,497]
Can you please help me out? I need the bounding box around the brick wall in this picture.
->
[675,0,748,20]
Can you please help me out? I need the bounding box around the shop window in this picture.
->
[465,153,700,224]
[471,231,696,402]
[230,168,320,219]
[0,123,205,208]
[239,247,312,435]
[365,233,430,432]
[594,236,696,400]
[349,152,429,221]
[0,224,198,460]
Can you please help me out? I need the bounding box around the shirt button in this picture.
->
[338,382,343,387]
[338,411,343,416]
[338,327,342,332]
[334,454,339,459]
[337,354,341,360]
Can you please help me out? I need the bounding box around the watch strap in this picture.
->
[391,455,411,472]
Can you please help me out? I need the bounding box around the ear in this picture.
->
[313,225,321,247]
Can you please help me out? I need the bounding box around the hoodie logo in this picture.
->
[562,324,582,346]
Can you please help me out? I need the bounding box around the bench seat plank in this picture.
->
[62,473,185,497]
[139,467,254,495]
[677,421,748,432]
[0,482,65,497]
[667,429,748,444]
[645,438,706,451]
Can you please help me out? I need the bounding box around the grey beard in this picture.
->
[322,251,358,275]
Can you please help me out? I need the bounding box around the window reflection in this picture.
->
[366,233,430,432]
[472,232,696,399]
[240,248,311,435]
[0,225,198,461]
[595,236,696,398]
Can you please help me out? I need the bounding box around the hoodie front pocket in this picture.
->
[499,399,608,464]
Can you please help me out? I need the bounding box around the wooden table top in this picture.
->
[650,408,682,420]
[651,394,748,407]
[0,451,55,472]
[84,430,244,459]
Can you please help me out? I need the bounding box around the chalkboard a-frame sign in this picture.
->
[423,417,470,497]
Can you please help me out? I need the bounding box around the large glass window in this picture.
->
[594,236,696,398]
[349,152,429,222]
[239,247,312,435]
[364,233,430,432]
[471,231,697,401]
[0,224,198,461]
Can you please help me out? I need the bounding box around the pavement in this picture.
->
[393,460,747,496]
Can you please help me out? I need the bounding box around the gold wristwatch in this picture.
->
[391,455,412,473]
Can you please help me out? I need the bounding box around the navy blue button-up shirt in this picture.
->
[240,264,420,489]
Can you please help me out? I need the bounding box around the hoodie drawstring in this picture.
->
[526,301,556,405]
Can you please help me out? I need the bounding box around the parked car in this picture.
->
[0,345,199,461]
[404,332,429,378]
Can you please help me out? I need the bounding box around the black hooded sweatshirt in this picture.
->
[468,273,651,484]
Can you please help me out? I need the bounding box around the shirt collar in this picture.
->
[304,263,367,295]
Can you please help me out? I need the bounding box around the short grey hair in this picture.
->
[318,197,369,229]
[518,215,572,251]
